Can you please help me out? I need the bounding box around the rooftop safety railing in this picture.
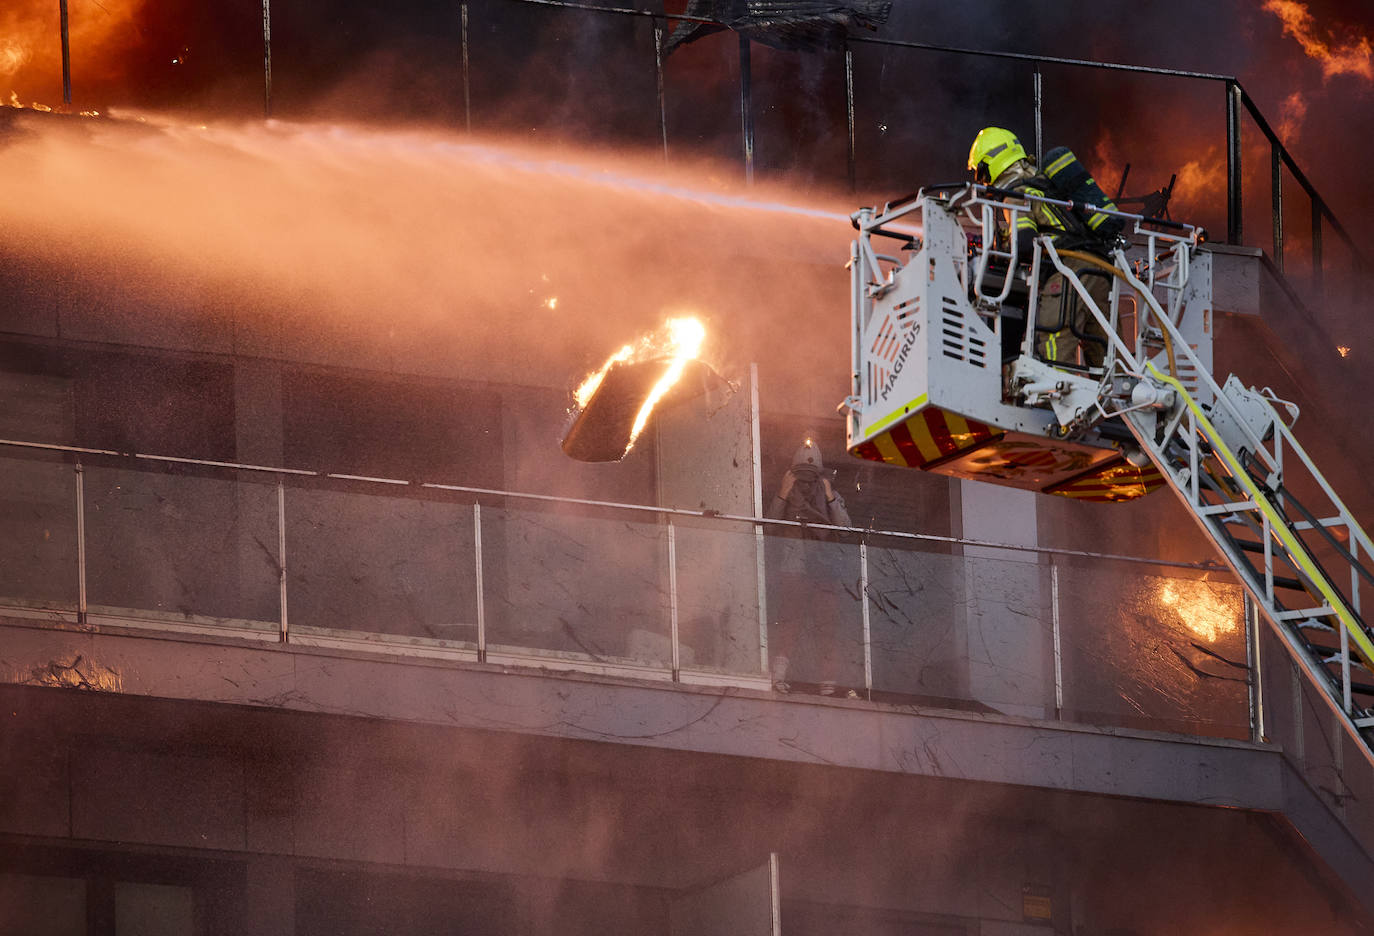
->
[0,437,1251,742]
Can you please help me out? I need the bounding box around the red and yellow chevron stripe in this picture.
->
[850,403,1165,503]
[1044,457,1167,502]
[849,406,1001,469]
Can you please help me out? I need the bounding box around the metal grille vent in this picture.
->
[938,295,987,368]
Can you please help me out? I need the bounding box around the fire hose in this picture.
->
[1057,248,1178,377]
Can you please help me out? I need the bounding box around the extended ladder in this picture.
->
[1050,241,1374,757]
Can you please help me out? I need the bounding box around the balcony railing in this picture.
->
[0,438,1251,742]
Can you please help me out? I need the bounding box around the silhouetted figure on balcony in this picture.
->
[765,436,853,696]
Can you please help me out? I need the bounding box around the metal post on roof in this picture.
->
[739,34,755,186]
[1312,199,1324,300]
[1226,81,1243,246]
[461,3,472,132]
[262,0,273,117]
[59,0,72,106]
[654,17,668,161]
[845,41,857,192]
[1272,141,1284,274]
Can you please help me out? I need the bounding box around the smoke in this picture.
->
[0,110,850,387]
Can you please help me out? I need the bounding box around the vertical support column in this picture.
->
[860,539,871,700]
[654,17,668,162]
[668,520,681,680]
[75,460,87,624]
[1032,62,1043,166]
[845,42,856,192]
[1311,199,1324,299]
[262,0,273,118]
[277,479,289,643]
[59,0,72,107]
[751,363,769,678]
[1226,81,1243,246]
[1051,561,1063,719]
[474,502,486,661]
[1340,601,1353,715]
[1245,592,1265,744]
[1291,661,1306,764]
[461,3,472,133]
[1271,142,1284,274]
[739,35,755,186]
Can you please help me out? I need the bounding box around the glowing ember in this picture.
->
[545,297,558,310]
[1157,580,1240,644]
[1262,0,1374,81]
[1338,345,1351,358]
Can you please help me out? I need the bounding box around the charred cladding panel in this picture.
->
[281,369,504,485]
[0,340,235,459]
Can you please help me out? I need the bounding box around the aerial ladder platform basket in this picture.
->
[843,184,1374,761]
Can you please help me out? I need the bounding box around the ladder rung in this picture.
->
[1356,716,1374,729]
[1269,575,1310,593]
[1274,607,1336,621]
[1197,501,1258,517]
[1294,516,1349,532]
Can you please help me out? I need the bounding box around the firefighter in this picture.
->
[764,436,852,695]
[967,127,1112,370]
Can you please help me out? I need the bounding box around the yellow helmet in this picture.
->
[967,127,1027,184]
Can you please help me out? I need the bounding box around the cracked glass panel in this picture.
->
[763,529,864,695]
[963,555,1056,719]
[0,453,78,611]
[674,518,766,679]
[866,542,971,708]
[84,465,280,630]
[285,486,477,645]
[484,503,670,667]
[1057,560,1248,739]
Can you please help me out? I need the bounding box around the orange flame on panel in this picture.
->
[1157,580,1240,644]
[572,315,708,454]
[574,344,634,410]
[626,316,706,451]
[1262,0,1374,81]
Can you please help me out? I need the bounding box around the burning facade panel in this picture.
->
[1,1,1374,931]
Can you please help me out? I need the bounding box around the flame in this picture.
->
[572,315,708,454]
[4,0,148,105]
[1262,0,1374,81]
[626,316,706,451]
[573,344,633,410]
[1157,580,1240,644]
[1276,91,1308,142]
[1338,345,1351,358]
